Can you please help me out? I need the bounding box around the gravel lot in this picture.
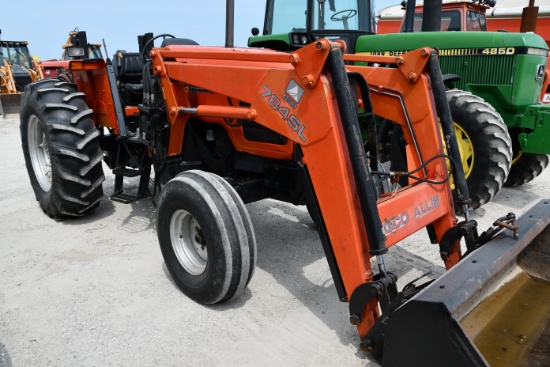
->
[1,116,549,366]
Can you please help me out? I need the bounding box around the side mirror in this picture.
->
[251,27,260,36]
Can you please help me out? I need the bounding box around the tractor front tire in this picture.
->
[446,89,512,209]
[157,170,256,304]
[504,153,549,187]
[19,79,105,219]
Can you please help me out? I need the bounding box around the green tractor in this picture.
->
[249,0,549,209]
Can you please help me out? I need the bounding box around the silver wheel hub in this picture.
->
[28,115,52,191]
[170,209,207,275]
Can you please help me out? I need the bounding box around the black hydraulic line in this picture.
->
[427,50,471,205]
[326,48,387,256]
[403,0,417,33]
[349,73,379,173]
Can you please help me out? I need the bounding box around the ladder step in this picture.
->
[113,167,141,177]
[110,192,141,204]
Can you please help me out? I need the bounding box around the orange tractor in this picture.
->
[18,2,550,365]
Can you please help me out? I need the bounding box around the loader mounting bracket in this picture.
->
[439,220,479,261]
[349,272,398,326]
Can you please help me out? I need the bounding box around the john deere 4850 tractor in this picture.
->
[249,0,549,208]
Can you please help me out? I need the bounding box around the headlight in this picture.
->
[291,33,308,46]
[527,47,549,57]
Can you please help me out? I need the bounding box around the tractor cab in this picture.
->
[377,0,493,34]
[248,0,375,53]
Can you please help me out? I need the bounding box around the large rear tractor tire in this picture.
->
[157,170,256,304]
[504,153,549,187]
[19,79,105,218]
[446,89,512,209]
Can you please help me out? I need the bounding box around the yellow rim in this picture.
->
[440,122,474,186]
[511,150,523,165]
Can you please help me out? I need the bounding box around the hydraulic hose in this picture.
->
[427,50,471,217]
[326,47,387,256]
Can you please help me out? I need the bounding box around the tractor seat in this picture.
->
[125,83,144,94]
[114,52,145,85]
[112,51,145,106]
[160,38,199,47]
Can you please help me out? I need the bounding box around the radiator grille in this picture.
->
[439,55,516,90]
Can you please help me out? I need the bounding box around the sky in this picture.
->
[1,0,398,60]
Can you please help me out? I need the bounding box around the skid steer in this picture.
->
[18,1,550,364]
[0,39,43,118]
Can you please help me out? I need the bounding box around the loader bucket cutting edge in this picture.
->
[381,199,550,367]
[0,93,22,118]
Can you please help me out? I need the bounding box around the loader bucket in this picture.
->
[381,199,550,366]
[0,93,21,118]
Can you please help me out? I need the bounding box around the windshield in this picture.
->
[264,0,372,34]
[265,0,308,34]
[466,11,486,31]
[0,44,32,69]
[313,0,363,31]
[406,10,461,32]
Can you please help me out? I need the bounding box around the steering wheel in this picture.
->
[330,9,357,22]
[141,34,175,60]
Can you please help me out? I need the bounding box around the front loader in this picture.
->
[18,5,550,365]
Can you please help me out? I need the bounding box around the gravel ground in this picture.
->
[1,116,549,367]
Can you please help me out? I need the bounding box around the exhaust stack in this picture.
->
[226,0,235,48]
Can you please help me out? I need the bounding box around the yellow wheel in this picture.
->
[445,89,512,209]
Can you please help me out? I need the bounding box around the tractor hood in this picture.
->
[357,31,548,54]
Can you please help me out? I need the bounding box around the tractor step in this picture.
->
[112,167,141,177]
[110,191,146,204]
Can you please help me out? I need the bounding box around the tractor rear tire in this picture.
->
[19,79,105,218]
[157,170,256,304]
[504,153,549,187]
[446,89,512,209]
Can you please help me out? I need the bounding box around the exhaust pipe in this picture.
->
[422,0,442,32]
[402,0,417,33]
[226,0,235,48]
[520,0,539,33]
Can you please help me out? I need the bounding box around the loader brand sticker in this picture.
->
[413,195,440,219]
[383,211,410,235]
[284,79,304,107]
[260,85,307,142]
[543,94,550,103]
